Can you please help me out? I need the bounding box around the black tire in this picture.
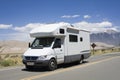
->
[48,59,57,71]
[80,55,84,63]
[74,60,80,64]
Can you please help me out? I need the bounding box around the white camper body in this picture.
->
[22,23,90,70]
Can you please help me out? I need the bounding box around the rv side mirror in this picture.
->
[28,42,31,48]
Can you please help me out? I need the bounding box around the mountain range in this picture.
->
[90,31,120,46]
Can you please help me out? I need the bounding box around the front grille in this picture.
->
[25,56,38,61]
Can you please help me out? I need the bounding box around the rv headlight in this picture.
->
[38,55,47,60]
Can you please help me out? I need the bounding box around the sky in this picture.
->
[0,0,120,41]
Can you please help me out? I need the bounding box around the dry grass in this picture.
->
[0,53,23,67]
[0,47,120,67]
[91,47,120,55]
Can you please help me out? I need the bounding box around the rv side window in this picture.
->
[80,37,83,42]
[69,35,78,42]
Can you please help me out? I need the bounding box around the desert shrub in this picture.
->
[0,54,23,67]
[0,59,15,67]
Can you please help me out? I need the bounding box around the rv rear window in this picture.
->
[69,35,78,42]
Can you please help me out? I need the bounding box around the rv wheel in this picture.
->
[48,59,57,71]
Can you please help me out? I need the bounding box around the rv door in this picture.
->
[53,38,64,64]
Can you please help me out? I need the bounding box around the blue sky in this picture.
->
[0,0,120,41]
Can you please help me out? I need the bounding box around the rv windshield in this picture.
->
[31,37,55,49]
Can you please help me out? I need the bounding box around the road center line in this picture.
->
[21,56,120,80]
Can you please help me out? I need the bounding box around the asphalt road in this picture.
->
[0,52,120,80]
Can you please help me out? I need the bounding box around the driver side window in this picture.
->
[53,38,61,48]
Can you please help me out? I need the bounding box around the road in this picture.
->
[0,52,120,80]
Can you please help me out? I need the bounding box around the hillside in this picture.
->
[0,40,28,54]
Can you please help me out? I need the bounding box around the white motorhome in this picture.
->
[22,23,90,70]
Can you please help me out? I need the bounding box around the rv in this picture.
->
[22,23,90,71]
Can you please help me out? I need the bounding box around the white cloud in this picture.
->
[0,23,46,41]
[61,15,80,18]
[74,21,112,28]
[0,24,12,29]
[83,15,91,19]
[13,22,70,33]
[0,32,33,41]
[98,21,112,27]
[13,21,113,33]
[0,21,119,41]
[72,15,80,18]
[12,22,70,41]
[73,21,118,33]
[14,23,46,32]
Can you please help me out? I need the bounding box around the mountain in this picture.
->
[0,40,28,54]
[90,32,120,46]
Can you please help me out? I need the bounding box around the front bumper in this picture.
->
[22,60,49,67]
